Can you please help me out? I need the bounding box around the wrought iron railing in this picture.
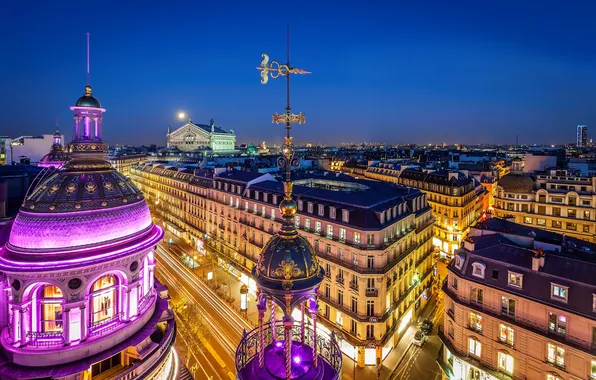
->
[235,321,342,379]
[89,312,124,337]
[26,330,65,347]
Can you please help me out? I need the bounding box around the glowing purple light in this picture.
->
[293,356,301,364]
[9,201,152,250]
[0,226,163,270]
[275,341,283,348]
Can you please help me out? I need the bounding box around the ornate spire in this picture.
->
[257,26,310,240]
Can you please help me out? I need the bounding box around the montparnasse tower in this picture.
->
[234,28,342,380]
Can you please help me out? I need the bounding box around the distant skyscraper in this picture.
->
[577,124,587,147]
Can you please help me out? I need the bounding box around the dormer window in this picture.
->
[263,193,268,203]
[551,284,568,302]
[318,204,324,216]
[298,200,303,211]
[507,272,523,288]
[308,202,313,214]
[471,263,486,279]
[342,209,349,223]
[454,254,464,270]
[380,211,385,224]
[273,194,278,204]
[330,207,336,219]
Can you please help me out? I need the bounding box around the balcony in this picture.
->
[545,358,565,371]
[467,324,483,335]
[26,331,64,348]
[444,284,596,356]
[89,312,124,337]
[335,276,344,286]
[365,288,378,297]
[349,281,359,292]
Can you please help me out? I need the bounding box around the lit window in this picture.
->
[327,225,333,238]
[508,272,523,288]
[315,222,322,234]
[468,337,481,357]
[551,284,568,302]
[354,232,361,244]
[524,216,532,224]
[469,312,482,333]
[593,294,596,313]
[547,375,563,380]
[471,262,485,279]
[548,312,566,336]
[452,277,458,290]
[499,324,514,346]
[591,360,596,379]
[471,287,483,305]
[537,218,546,226]
[546,343,565,368]
[501,296,515,317]
[497,352,514,374]
[90,275,118,325]
[336,311,343,327]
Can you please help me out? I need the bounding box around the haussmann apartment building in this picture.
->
[438,217,596,380]
[130,164,436,367]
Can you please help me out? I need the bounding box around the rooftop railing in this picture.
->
[235,321,341,380]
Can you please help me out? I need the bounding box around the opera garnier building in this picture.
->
[0,84,178,379]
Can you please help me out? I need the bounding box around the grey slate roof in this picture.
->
[451,233,596,319]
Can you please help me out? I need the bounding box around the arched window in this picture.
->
[38,285,63,333]
[90,275,118,325]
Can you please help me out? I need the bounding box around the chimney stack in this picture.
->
[532,248,545,271]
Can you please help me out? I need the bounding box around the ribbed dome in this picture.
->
[75,85,101,108]
[255,233,323,292]
[498,173,536,193]
[38,150,69,168]
[8,168,152,251]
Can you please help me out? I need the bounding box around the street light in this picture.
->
[240,284,248,314]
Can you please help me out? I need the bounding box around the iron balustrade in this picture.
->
[89,312,124,337]
[235,321,342,379]
[26,330,65,347]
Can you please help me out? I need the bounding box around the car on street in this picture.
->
[413,329,427,346]
[421,319,433,334]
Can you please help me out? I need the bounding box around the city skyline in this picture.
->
[1,1,595,146]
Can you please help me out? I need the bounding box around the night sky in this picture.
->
[1,1,595,146]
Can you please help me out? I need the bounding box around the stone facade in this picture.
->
[167,119,235,153]
[130,165,436,367]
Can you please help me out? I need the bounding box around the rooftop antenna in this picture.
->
[86,32,90,85]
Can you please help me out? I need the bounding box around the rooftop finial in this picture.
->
[257,25,310,236]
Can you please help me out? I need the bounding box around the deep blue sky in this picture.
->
[1,1,595,146]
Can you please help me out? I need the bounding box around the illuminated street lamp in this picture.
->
[240,284,248,314]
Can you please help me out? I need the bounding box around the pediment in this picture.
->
[170,123,210,139]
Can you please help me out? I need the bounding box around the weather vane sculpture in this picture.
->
[232,25,341,380]
[256,26,310,202]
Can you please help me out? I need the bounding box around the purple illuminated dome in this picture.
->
[38,129,69,168]
[0,83,179,379]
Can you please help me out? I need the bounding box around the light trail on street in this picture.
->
[156,243,252,379]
